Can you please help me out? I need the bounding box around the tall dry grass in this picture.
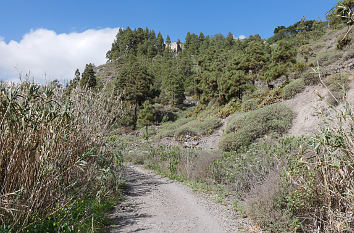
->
[0,81,124,231]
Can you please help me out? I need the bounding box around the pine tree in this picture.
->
[176,39,182,53]
[226,32,234,47]
[115,56,154,128]
[156,32,165,54]
[70,68,81,88]
[137,100,155,137]
[199,32,205,41]
[185,32,192,50]
[166,35,171,46]
[80,64,96,89]
[159,59,185,105]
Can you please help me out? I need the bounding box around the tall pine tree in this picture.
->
[80,64,96,89]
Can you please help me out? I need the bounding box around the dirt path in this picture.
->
[109,165,242,233]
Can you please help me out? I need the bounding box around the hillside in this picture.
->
[1,1,353,232]
[103,19,353,233]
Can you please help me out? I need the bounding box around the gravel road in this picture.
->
[109,165,242,233]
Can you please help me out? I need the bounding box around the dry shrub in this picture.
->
[129,144,222,184]
[0,82,124,231]
[216,101,241,118]
[282,102,354,232]
[303,70,320,85]
[337,35,352,50]
[244,172,295,233]
[188,151,222,182]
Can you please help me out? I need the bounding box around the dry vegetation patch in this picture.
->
[0,82,124,232]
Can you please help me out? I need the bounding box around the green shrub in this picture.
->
[219,104,295,151]
[175,117,222,138]
[241,101,353,233]
[157,117,195,138]
[324,72,349,105]
[158,116,222,139]
[241,98,259,112]
[282,79,305,99]
[293,61,306,73]
[20,198,119,233]
[175,124,199,137]
[242,87,269,102]
[214,137,307,195]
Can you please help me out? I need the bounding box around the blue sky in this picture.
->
[0,0,337,42]
[0,0,337,82]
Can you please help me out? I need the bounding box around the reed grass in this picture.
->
[0,81,124,232]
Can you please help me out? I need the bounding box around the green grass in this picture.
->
[10,197,122,233]
[219,103,295,151]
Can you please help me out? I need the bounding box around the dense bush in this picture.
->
[0,82,123,232]
[214,100,354,232]
[219,103,295,151]
[282,78,305,99]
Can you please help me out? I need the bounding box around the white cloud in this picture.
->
[238,35,246,40]
[0,28,119,83]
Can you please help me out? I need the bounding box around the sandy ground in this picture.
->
[109,165,243,233]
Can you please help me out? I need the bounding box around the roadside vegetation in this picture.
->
[0,82,124,232]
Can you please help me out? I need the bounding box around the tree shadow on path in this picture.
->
[109,166,172,233]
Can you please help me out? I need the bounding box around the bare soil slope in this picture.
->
[286,72,354,137]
